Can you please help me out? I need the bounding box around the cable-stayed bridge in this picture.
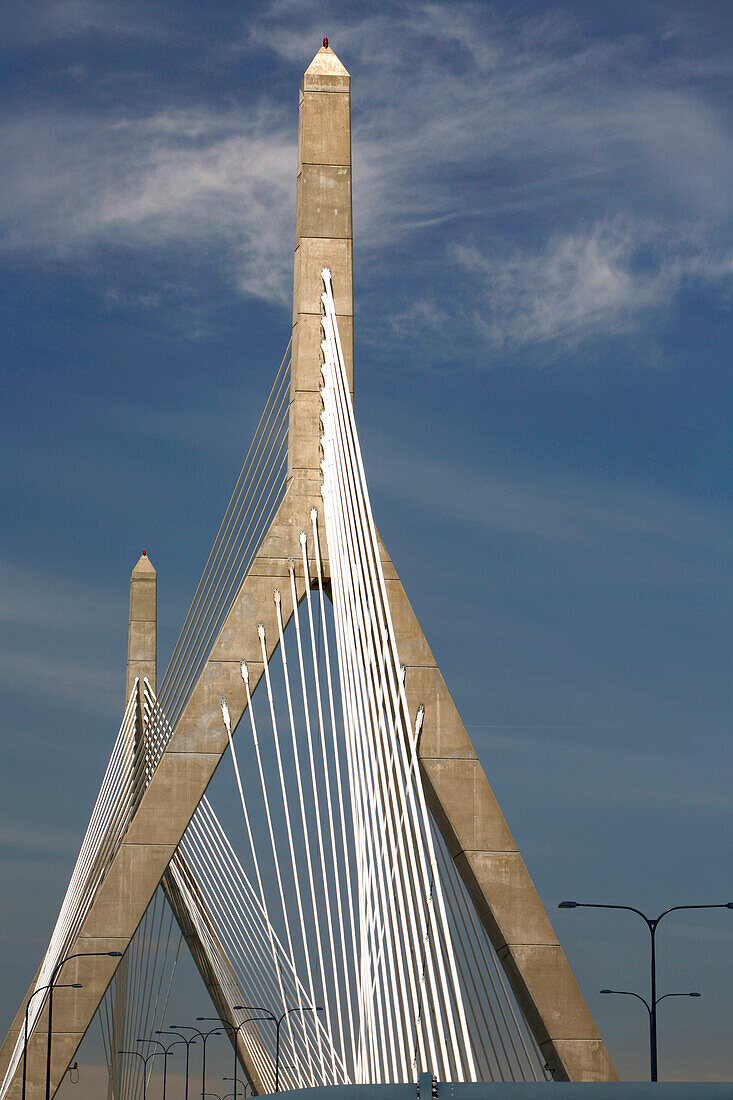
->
[0,43,618,1098]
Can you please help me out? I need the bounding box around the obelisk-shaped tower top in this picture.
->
[126,551,156,698]
[289,41,353,491]
[302,40,351,90]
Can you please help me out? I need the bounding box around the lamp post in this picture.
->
[558,900,733,1080]
[22,983,81,1100]
[600,986,700,1071]
[118,1048,161,1100]
[169,1025,222,1100]
[137,1037,183,1100]
[158,1029,197,1100]
[197,1015,264,1099]
[46,949,122,1100]
[233,1004,324,1092]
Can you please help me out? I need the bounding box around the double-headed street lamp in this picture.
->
[197,1015,264,1100]
[118,1048,161,1100]
[600,986,701,1061]
[559,900,733,1080]
[233,1004,324,1092]
[137,1037,183,1100]
[158,1029,197,1100]
[169,1024,223,1099]
[45,949,122,1100]
[22,982,81,1100]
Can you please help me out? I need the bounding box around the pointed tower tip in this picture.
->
[304,39,350,89]
[132,551,156,576]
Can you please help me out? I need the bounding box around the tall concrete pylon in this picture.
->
[0,43,616,1096]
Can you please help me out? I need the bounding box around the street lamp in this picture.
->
[558,900,733,1080]
[233,1004,324,1092]
[158,1029,197,1100]
[169,1024,222,1099]
[118,1048,161,1100]
[138,1037,183,1100]
[602,988,700,1006]
[22,983,81,1100]
[198,1015,264,1099]
[46,950,122,1100]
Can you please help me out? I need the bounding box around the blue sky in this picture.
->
[1,0,732,1086]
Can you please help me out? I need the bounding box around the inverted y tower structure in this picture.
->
[0,43,616,1095]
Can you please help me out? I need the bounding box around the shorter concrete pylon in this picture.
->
[108,551,159,1100]
[126,552,156,815]
[126,551,156,699]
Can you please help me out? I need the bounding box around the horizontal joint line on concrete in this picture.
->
[123,842,179,849]
[500,942,562,950]
[152,750,227,759]
[165,749,228,756]
[539,1039,602,1046]
[300,161,351,169]
[419,754,479,762]
[456,849,520,859]
[296,232,352,241]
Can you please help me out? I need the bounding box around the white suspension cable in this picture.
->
[287,556,343,1076]
[321,269,479,1080]
[274,589,329,1080]
[241,656,305,1087]
[220,695,291,1028]
[258,616,319,1085]
[307,513,361,1073]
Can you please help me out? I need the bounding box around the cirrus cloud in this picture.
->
[452,219,733,348]
[0,0,731,349]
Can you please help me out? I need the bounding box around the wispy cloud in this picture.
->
[0,104,295,303]
[1,0,731,348]
[256,3,733,220]
[452,218,733,347]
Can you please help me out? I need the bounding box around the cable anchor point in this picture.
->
[220,696,231,733]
